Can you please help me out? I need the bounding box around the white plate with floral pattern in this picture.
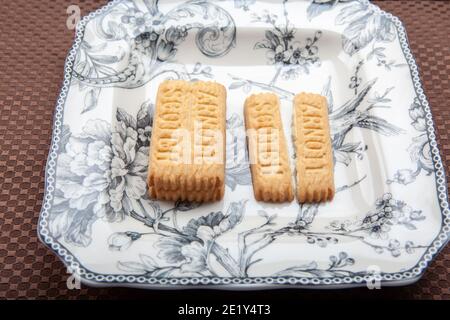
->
[38,0,450,289]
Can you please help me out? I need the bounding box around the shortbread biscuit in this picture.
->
[293,93,334,203]
[149,185,224,202]
[244,93,294,202]
[147,80,226,202]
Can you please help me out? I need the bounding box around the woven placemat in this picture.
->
[0,0,449,300]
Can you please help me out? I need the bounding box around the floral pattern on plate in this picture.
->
[38,0,449,288]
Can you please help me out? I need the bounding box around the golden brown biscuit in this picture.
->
[149,185,224,202]
[147,80,226,202]
[293,93,334,203]
[244,93,294,202]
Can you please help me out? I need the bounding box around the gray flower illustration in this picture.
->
[156,212,223,274]
[109,119,148,219]
[388,239,401,257]
[357,193,425,242]
[138,125,151,144]
[266,45,291,64]
[156,201,246,274]
[256,27,321,69]
[51,120,113,246]
[388,98,433,185]
[49,102,153,246]
[368,224,390,240]
[120,8,164,37]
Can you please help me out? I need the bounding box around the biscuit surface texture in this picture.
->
[293,93,334,203]
[147,80,226,202]
[244,93,294,202]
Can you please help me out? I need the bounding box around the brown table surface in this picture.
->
[0,0,449,300]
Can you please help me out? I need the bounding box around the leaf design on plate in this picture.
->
[273,253,356,278]
[295,204,319,227]
[336,1,396,55]
[218,200,247,234]
[82,88,101,114]
[58,125,72,154]
[321,76,334,112]
[307,0,338,20]
[116,107,137,129]
[307,0,354,20]
[226,113,252,190]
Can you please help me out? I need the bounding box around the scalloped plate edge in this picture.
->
[37,0,450,290]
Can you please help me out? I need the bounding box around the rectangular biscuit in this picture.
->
[149,185,223,202]
[244,93,294,202]
[147,80,226,202]
[293,93,334,203]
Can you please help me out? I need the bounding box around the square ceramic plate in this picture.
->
[38,0,450,289]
